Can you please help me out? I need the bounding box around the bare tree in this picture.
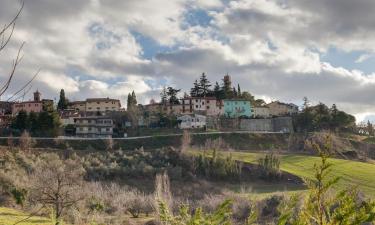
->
[29,154,85,225]
[0,2,39,100]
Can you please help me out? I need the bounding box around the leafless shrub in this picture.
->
[154,171,173,214]
[105,137,114,151]
[19,131,35,151]
[181,130,191,152]
[7,134,14,150]
[126,190,154,218]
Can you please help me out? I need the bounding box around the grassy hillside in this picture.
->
[195,151,375,197]
[0,207,50,225]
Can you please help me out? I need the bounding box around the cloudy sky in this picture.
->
[1,0,375,122]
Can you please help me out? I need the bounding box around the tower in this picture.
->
[34,90,41,102]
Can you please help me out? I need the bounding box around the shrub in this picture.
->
[19,131,35,151]
[257,152,281,180]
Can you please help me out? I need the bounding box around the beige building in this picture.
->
[266,101,298,116]
[252,107,271,118]
[69,98,121,113]
[74,116,114,138]
[181,97,224,116]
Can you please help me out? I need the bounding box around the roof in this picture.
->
[267,101,298,108]
[223,99,251,102]
[182,96,217,100]
[86,98,120,102]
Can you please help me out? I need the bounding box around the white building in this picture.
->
[177,114,206,129]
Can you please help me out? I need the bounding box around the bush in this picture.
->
[257,152,281,180]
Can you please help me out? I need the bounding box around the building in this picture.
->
[252,106,271,118]
[177,114,206,129]
[266,101,298,116]
[223,99,252,118]
[181,97,224,116]
[11,91,43,115]
[74,116,114,138]
[69,98,121,113]
[59,109,81,126]
[0,101,12,115]
[70,101,86,111]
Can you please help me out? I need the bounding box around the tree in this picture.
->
[127,90,137,110]
[167,87,180,104]
[29,154,85,225]
[237,84,241,97]
[0,2,39,100]
[367,121,374,136]
[57,89,68,110]
[199,72,211,97]
[222,74,233,99]
[190,79,200,97]
[11,110,28,132]
[213,82,224,100]
[160,87,168,105]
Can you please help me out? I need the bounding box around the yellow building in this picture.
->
[266,101,298,116]
[69,98,121,112]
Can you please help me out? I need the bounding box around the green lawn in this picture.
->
[193,151,375,197]
[0,207,51,225]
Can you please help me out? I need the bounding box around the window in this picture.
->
[88,107,92,110]
[207,106,209,109]
[79,127,83,131]
[88,127,92,131]
[97,107,100,110]
[195,105,198,108]
[202,102,204,105]
[195,99,198,102]
[106,128,110,132]
[207,100,209,103]
[97,102,100,104]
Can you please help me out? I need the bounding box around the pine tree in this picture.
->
[167,87,181,104]
[190,80,200,97]
[237,84,241,97]
[199,72,211,97]
[131,91,137,106]
[232,87,237,97]
[213,82,223,99]
[57,89,68,110]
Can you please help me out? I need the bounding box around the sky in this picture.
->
[1,0,375,122]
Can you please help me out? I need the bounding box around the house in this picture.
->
[177,114,206,129]
[252,106,270,118]
[0,101,12,115]
[12,91,43,115]
[59,109,81,126]
[266,101,298,116]
[69,98,121,113]
[74,116,114,138]
[223,99,252,118]
[181,97,224,116]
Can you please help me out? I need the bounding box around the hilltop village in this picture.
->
[0,74,356,138]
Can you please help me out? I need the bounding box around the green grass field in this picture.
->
[0,207,51,225]
[192,151,375,197]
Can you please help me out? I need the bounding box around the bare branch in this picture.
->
[0,42,24,97]
[0,1,23,51]
[7,68,40,102]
